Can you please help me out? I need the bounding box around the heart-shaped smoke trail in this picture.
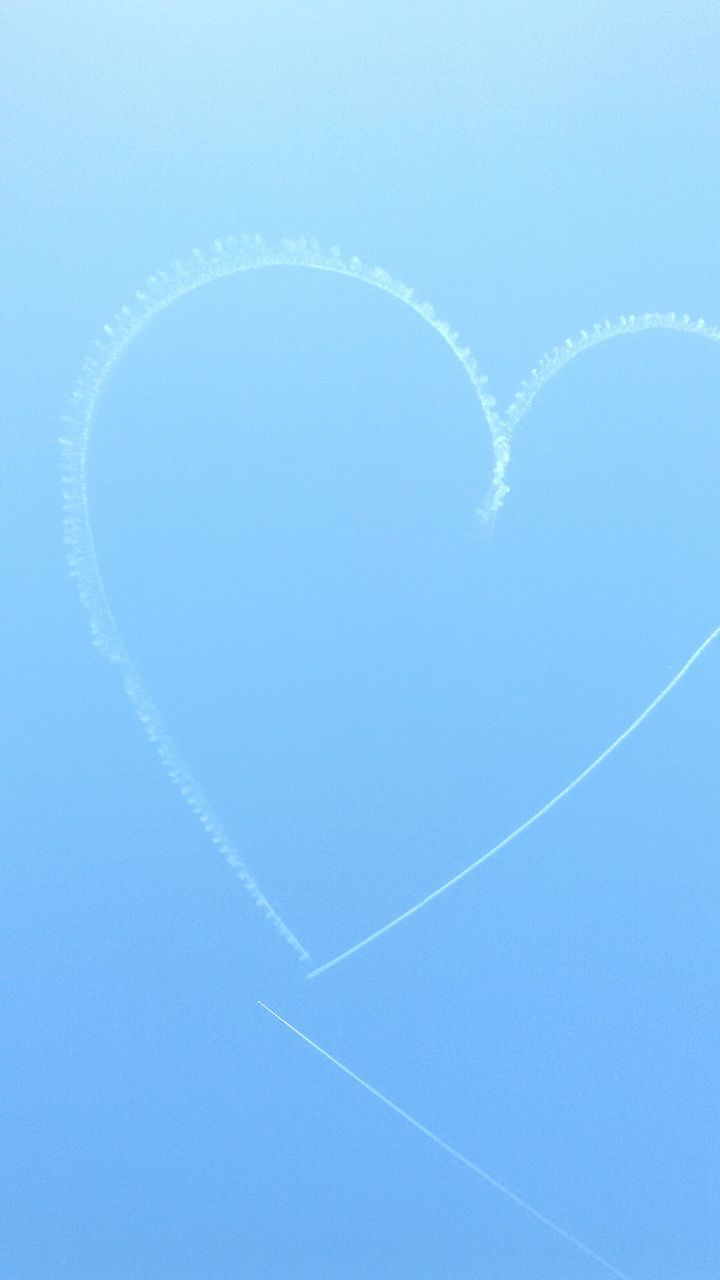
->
[60,236,719,965]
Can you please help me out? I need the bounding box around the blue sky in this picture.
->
[3,3,719,1277]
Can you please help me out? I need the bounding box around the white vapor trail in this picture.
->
[307,624,720,978]
[258,1001,638,1280]
[62,235,719,961]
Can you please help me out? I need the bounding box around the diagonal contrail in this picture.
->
[307,624,720,978]
[259,1000,638,1280]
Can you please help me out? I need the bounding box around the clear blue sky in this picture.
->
[3,3,719,1277]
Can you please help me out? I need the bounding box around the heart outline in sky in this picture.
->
[60,235,720,970]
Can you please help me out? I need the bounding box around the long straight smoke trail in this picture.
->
[258,1001,637,1280]
[307,625,720,978]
